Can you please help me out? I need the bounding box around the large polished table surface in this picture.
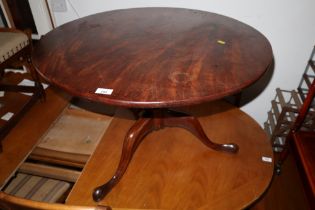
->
[33,7,273,108]
[29,7,274,208]
[66,100,274,210]
[0,85,274,209]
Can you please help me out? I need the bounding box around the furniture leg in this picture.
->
[25,58,46,101]
[162,109,239,153]
[93,109,239,202]
[93,109,239,201]
[93,117,156,202]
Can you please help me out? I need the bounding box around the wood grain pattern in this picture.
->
[33,8,273,108]
[67,100,274,210]
[92,108,239,201]
[251,152,310,210]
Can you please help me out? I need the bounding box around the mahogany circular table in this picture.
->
[32,7,273,202]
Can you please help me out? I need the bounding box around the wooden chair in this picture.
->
[0,27,45,152]
[0,191,111,210]
[276,73,315,208]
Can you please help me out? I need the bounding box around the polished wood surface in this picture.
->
[251,153,309,210]
[92,108,238,201]
[67,100,274,210]
[0,81,303,209]
[291,131,315,208]
[32,7,273,205]
[33,8,273,108]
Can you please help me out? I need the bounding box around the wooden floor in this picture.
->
[0,72,309,209]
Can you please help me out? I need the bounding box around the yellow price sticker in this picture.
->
[217,40,226,45]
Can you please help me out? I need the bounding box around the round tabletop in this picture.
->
[66,100,274,209]
[33,7,273,108]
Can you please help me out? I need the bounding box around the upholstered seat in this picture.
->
[0,32,29,64]
[0,28,45,152]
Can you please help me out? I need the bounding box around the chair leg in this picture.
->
[0,56,47,153]
[25,57,46,101]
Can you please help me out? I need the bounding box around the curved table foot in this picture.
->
[93,108,239,201]
[93,117,155,202]
[163,110,239,153]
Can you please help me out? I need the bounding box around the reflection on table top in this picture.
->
[67,100,274,210]
[33,8,273,108]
